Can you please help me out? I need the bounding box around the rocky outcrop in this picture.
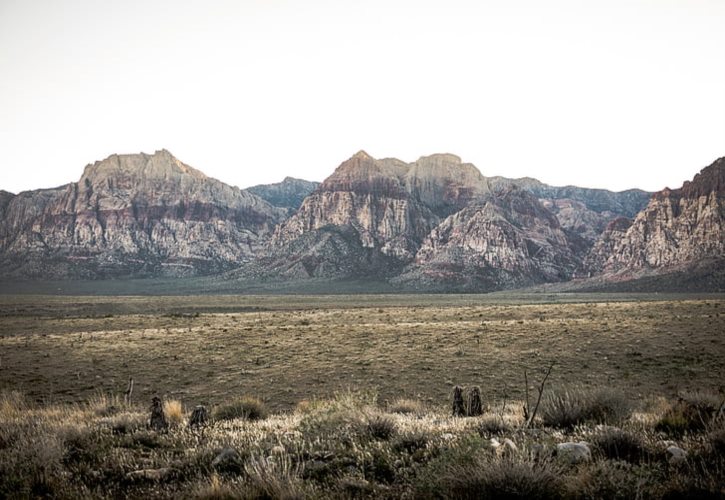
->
[540,198,616,244]
[246,177,319,212]
[272,151,442,264]
[488,177,650,218]
[583,217,632,273]
[587,158,724,274]
[0,150,286,278]
[395,188,580,291]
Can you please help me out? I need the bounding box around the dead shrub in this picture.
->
[213,397,268,422]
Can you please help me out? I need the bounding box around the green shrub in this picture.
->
[213,397,268,422]
[540,387,631,429]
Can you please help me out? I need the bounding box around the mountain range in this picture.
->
[1,149,722,292]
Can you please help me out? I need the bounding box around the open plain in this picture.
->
[1,294,723,410]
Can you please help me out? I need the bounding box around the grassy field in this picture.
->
[0,294,723,410]
[1,294,724,498]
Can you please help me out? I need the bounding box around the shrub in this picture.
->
[591,428,651,463]
[419,455,563,500]
[244,452,305,499]
[540,387,631,429]
[655,392,723,436]
[393,430,429,454]
[163,400,185,427]
[388,398,426,416]
[707,428,725,457]
[366,415,396,441]
[477,415,512,437]
[213,397,268,422]
[569,461,650,500]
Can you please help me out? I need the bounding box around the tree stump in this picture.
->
[149,396,168,431]
[189,405,209,429]
[467,386,483,416]
[452,385,465,417]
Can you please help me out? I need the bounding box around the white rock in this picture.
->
[666,446,688,465]
[556,442,592,464]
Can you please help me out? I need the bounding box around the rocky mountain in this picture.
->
[487,177,650,218]
[246,177,319,212]
[268,151,493,277]
[585,157,725,277]
[3,148,719,292]
[0,150,286,278]
[395,188,580,291]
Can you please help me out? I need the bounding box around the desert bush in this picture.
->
[393,429,430,454]
[568,461,652,500]
[213,397,268,422]
[591,428,651,463]
[388,398,426,416]
[540,387,631,429]
[477,415,513,437]
[419,453,563,500]
[87,392,125,417]
[193,473,243,500]
[244,452,305,499]
[0,390,29,420]
[163,399,185,427]
[366,415,396,440]
[655,391,723,436]
[0,429,65,498]
[707,427,725,457]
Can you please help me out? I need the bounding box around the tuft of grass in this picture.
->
[244,452,305,500]
[388,398,426,416]
[420,454,563,500]
[540,387,632,429]
[163,400,184,427]
[591,428,651,463]
[213,397,268,422]
[0,391,29,420]
[655,391,723,436]
[193,473,242,500]
[366,415,396,441]
[476,415,512,437]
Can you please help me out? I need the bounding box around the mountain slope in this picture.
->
[0,150,286,278]
[584,157,724,280]
[395,188,580,291]
[246,177,319,212]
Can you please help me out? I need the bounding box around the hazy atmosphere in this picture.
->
[2,0,724,193]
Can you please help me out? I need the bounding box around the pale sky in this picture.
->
[1,0,724,194]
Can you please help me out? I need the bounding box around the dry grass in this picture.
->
[0,295,723,497]
[0,296,722,413]
[163,399,184,427]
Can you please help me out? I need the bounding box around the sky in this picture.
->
[1,0,724,194]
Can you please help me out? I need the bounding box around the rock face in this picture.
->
[395,188,580,290]
[587,158,724,275]
[488,177,650,218]
[272,152,444,267]
[246,177,319,212]
[266,151,649,289]
[0,150,285,278]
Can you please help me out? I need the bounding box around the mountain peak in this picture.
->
[351,150,374,161]
[80,149,206,184]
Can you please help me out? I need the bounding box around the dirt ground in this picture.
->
[0,294,723,411]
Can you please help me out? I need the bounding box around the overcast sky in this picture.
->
[1,0,724,194]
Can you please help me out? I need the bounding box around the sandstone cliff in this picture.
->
[0,150,286,278]
[586,157,724,275]
[395,188,580,290]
